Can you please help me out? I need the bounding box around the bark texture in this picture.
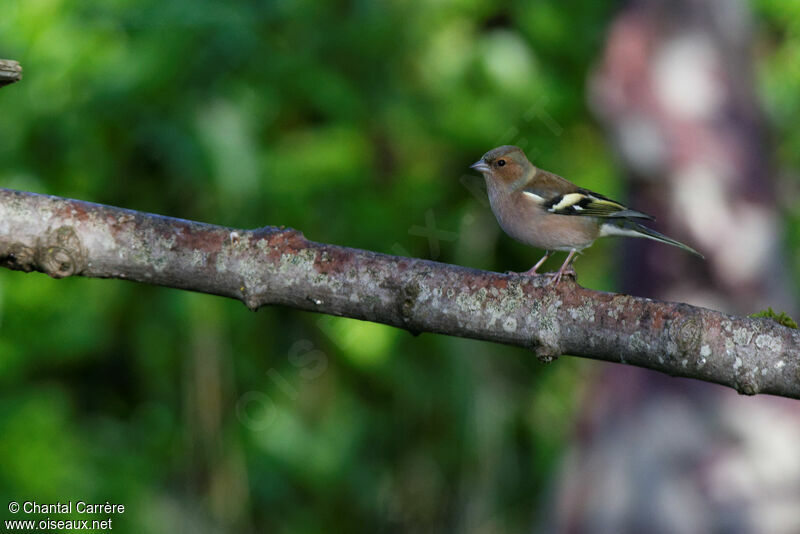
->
[0,59,22,87]
[0,187,798,398]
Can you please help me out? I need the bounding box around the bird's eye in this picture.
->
[497,159,506,167]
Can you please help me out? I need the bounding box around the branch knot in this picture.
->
[37,226,86,279]
[670,315,702,355]
[532,340,561,363]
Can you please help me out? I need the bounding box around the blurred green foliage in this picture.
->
[0,0,796,532]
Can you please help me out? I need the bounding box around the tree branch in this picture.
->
[1,187,798,398]
[0,60,22,88]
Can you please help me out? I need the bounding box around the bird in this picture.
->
[470,145,702,284]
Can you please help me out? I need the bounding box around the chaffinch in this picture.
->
[470,145,702,284]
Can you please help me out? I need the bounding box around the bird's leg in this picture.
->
[546,249,578,285]
[521,251,552,276]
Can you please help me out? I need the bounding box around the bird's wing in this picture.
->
[522,170,654,220]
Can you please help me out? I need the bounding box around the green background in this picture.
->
[0,1,798,532]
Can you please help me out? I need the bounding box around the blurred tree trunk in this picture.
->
[548,1,800,533]
[590,0,791,311]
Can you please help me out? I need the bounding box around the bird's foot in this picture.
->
[505,267,544,277]
[544,265,576,286]
[506,253,552,277]
[505,268,535,276]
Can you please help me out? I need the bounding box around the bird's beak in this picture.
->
[470,159,490,173]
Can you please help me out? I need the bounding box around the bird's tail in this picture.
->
[599,220,704,259]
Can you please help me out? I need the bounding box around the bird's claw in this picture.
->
[505,268,540,276]
[544,265,576,286]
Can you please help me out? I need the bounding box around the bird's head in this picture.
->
[470,145,533,185]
